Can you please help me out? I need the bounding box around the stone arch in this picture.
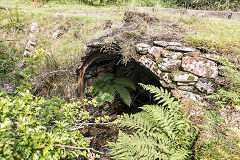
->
[77,40,226,106]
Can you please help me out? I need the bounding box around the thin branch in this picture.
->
[0,40,18,42]
[71,122,113,131]
[55,144,105,155]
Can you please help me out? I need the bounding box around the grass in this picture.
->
[178,15,240,63]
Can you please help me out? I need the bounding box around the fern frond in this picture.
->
[97,92,114,106]
[115,84,132,106]
[114,78,136,90]
[139,83,179,110]
[109,84,196,160]
[99,73,114,82]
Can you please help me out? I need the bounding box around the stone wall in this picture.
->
[135,41,225,105]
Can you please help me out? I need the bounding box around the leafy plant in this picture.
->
[207,56,240,110]
[108,84,197,160]
[0,88,92,160]
[91,73,136,106]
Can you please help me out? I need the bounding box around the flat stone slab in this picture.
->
[166,46,195,52]
[153,41,182,47]
[182,56,218,78]
[172,71,198,82]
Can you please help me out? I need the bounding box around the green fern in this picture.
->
[91,73,136,106]
[108,84,197,160]
[207,57,240,110]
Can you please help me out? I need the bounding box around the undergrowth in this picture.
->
[108,84,197,160]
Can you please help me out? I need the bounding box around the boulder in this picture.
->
[182,56,218,78]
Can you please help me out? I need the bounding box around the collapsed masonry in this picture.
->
[76,12,227,106]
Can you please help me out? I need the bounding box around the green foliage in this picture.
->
[108,84,197,160]
[207,57,240,110]
[0,5,25,30]
[91,73,136,106]
[0,89,91,160]
[0,43,18,81]
[175,0,240,11]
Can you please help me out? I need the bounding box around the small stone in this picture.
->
[149,46,162,58]
[177,86,195,91]
[158,58,181,72]
[172,71,198,82]
[52,30,61,39]
[25,40,36,51]
[31,22,39,32]
[195,78,215,94]
[182,56,218,78]
[166,46,195,52]
[184,52,200,57]
[23,50,31,57]
[135,43,151,55]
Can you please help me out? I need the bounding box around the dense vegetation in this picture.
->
[1,0,240,159]
[109,84,197,160]
[29,0,240,10]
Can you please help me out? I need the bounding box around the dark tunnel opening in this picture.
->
[84,54,162,114]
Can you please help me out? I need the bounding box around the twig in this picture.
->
[55,144,104,155]
[71,122,113,131]
[0,40,18,42]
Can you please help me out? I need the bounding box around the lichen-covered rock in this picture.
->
[135,43,151,55]
[153,41,181,47]
[177,85,195,91]
[149,46,162,58]
[166,46,195,52]
[172,71,198,82]
[195,78,215,94]
[157,58,181,72]
[139,55,161,76]
[182,56,218,78]
[162,51,183,60]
